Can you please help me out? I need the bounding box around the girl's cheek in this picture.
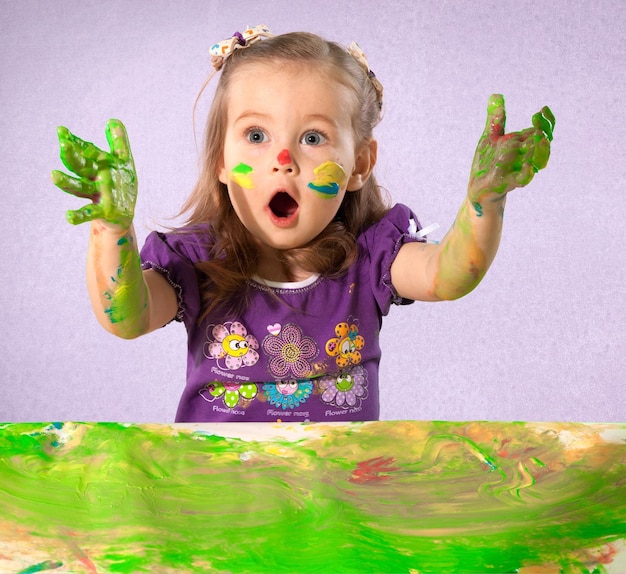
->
[230,162,255,189]
[307,161,347,198]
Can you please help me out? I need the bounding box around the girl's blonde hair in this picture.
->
[181,31,389,319]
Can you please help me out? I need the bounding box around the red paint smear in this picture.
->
[597,543,617,564]
[60,528,99,573]
[277,149,292,165]
[350,456,399,484]
[79,557,99,574]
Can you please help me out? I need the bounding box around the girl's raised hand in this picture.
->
[51,119,137,229]
[468,94,555,207]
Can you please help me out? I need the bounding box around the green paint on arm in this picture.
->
[102,231,148,337]
[431,199,490,300]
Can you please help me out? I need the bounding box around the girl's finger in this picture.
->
[532,109,554,142]
[530,135,551,171]
[512,162,536,188]
[517,133,550,175]
[483,94,506,139]
[57,126,112,169]
[106,119,133,162]
[66,203,105,225]
[51,170,98,200]
[517,126,539,143]
[59,141,100,179]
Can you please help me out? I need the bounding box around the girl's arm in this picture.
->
[391,94,554,302]
[52,120,178,339]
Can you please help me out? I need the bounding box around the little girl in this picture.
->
[51,25,554,423]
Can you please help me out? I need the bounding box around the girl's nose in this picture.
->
[273,149,298,174]
[277,149,292,166]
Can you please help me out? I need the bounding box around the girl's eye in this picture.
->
[246,129,268,144]
[301,131,327,146]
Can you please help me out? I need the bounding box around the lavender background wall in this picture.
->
[1,0,624,422]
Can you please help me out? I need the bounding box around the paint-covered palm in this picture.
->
[51,119,137,228]
[468,94,554,204]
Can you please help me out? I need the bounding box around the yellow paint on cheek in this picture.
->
[230,163,255,189]
[308,161,347,198]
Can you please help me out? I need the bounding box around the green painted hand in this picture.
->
[468,94,555,205]
[51,119,137,228]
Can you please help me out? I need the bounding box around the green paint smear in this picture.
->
[17,560,63,573]
[232,162,253,176]
[103,233,147,336]
[308,181,339,197]
[472,200,484,217]
[0,421,625,573]
[434,201,487,299]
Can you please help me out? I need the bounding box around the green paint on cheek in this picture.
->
[308,161,347,198]
[230,162,255,189]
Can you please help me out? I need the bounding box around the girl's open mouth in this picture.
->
[269,192,299,219]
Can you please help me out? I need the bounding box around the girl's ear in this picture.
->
[217,157,228,185]
[347,139,377,191]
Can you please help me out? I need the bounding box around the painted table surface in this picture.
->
[1,421,625,574]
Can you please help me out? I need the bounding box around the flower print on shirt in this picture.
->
[262,323,319,378]
[199,381,258,408]
[325,320,365,369]
[318,365,368,409]
[263,379,313,410]
[204,321,260,370]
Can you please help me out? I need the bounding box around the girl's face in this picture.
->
[218,62,373,255]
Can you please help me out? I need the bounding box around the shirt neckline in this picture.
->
[251,273,321,290]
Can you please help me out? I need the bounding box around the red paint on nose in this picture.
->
[277,149,292,165]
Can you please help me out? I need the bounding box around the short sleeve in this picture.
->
[360,203,426,315]
[140,230,207,324]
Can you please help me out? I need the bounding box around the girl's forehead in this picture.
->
[226,61,356,110]
[230,60,348,90]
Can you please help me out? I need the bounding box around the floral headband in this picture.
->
[209,25,274,71]
[209,25,383,109]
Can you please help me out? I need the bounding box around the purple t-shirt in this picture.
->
[140,203,422,422]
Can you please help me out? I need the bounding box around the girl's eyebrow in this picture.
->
[303,114,340,129]
[233,111,270,125]
[232,111,339,129]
